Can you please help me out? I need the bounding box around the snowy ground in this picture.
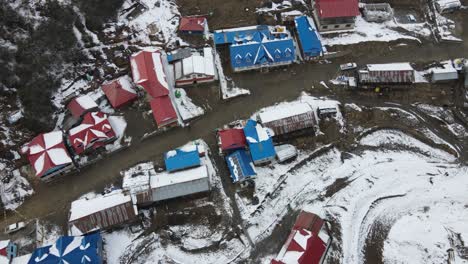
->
[174,88,205,122]
[322,16,430,46]
[213,49,251,100]
[0,170,34,210]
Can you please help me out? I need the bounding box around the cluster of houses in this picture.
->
[67,141,211,236]
[217,99,337,185]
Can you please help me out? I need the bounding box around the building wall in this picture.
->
[41,163,76,182]
[69,202,137,234]
[262,111,316,136]
[312,9,356,32]
[176,75,215,86]
[359,70,415,84]
[151,177,210,202]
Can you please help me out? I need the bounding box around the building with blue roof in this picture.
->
[214,25,296,72]
[164,146,201,172]
[29,232,103,264]
[225,149,257,183]
[243,119,276,165]
[294,16,323,60]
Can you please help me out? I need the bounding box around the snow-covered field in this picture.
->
[322,16,430,46]
[174,88,205,122]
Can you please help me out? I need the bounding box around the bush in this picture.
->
[72,0,125,31]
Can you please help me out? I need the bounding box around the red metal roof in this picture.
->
[68,112,116,155]
[150,96,178,127]
[218,129,247,151]
[272,211,329,264]
[67,95,98,119]
[179,16,206,32]
[130,51,169,98]
[25,131,73,177]
[315,0,360,19]
[102,77,138,109]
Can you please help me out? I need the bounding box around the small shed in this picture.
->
[68,189,138,235]
[150,165,211,202]
[164,145,201,172]
[22,131,74,181]
[363,3,394,22]
[431,61,458,82]
[243,119,276,165]
[67,95,99,119]
[436,0,461,13]
[271,211,331,264]
[225,149,257,183]
[167,48,193,63]
[258,102,315,136]
[102,76,138,109]
[294,16,323,60]
[150,96,178,128]
[274,144,298,163]
[217,128,247,152]
[29,233,103,263]
[179,16,208,34]
[68,111,116,155]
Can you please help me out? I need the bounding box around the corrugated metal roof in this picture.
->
[149,96,177,127]
[294,16,323,58]
[164,147,201,172]
[315,0,360,19]
[243,119,276,163]
[225,149,256,182]
[102,76,137,109]
[218,128,247,151]
[179,16,206,32]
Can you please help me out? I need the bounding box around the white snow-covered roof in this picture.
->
[178,47,215,77]
[10,254,32,264]
[259,102,313,124]
[75,95,98,110]
[367,63,414,71]
[431,61,457,74]
[152,52,169,90]
[118,75,137,94]
[0,240,9,249]
[214,26,259,33]
[436,0,461,9]
[122,162,154,194]
[150,165,208,189]
[69,189,132,221]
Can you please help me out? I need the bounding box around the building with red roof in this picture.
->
[68,112,116,155]
[130,50,169,98]
[272,211,331,264]
[102,76,138,109]
[67,95,99,119]
[150,96,178,128]
[217,128,247,152]
[23,131,75,181]
[312,0,360,32]
[179,16,208,34]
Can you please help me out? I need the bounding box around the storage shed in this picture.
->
[150,165,211,202]
[164,145,201,172]
[358,63,415,84]
[243,119,276,165]
[431,61,458,82]
[67,95,99,119]
[217,128,247,152]
[258,102,315,136]
[68,189,138,235]
[225,149,257,183]
[102,76,138,109]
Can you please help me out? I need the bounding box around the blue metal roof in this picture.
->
[243,119,276,163]
[29,232,103,264]
[213,25,270,45]
[230,39,295,69]
[294,16,323,58]
[225,149,256,183]
[164,147,201,172]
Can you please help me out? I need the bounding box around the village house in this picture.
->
[130,50,179,128]
[178,16,209,35]
[22,131,75,182]
[225,149,257,183]
[213,25,296,72]
[311,0,360,32]
[102,76,138,109]
[294,16,324,60]
[28,233,103,264]
[272,211,332,264]
[257,101,316,136]
[68,189,138,235]
[67,94,99,119]
[173,47,216,86]
[217,128,247,153]
[150,164,211,202]
[243,119,276,165]
[164,145,201,172]
[67,111,117,155]
[122,162,155,207]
